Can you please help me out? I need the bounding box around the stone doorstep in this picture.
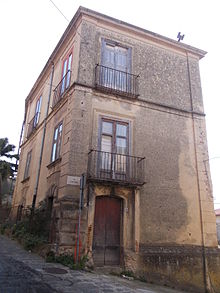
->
[94,265,123,275]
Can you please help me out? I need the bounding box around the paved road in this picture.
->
[0,235,187,293]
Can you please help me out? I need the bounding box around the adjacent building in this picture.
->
[215,208,220,244]
[11,7,220,292]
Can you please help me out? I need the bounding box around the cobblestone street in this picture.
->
[0,235,187,293]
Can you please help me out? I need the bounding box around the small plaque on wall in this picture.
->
[67,176,80,186]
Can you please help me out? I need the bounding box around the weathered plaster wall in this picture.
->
[78,17,204,113]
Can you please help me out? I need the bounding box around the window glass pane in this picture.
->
[101,150,111,171]
[101,135,112,152]
[36,100,40,114]
[62,59,67,77]
[115,153,126,173]
[34,112,39,126]
[51,143,57,162]
[51,123,62,162]
[116,124,127,137]
[24,151,31,178]
[66,71,71,88]
[54,127,58,140]
[36,96,42,113]
[101,136,112,170]
[56,139,61,159]
[61,60,67,94]
[68,54,72,70]
[102,121,113,134]
[116,137,127,154]
[38,96,42,112]
[66,54,72,88]
[34,96,42,126]
[59,123,62,133]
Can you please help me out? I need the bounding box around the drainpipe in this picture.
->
[31,62,54,212]
[76,174,86,264]
[16,120,24,166]
[186,52,208,293]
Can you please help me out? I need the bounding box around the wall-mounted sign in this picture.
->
[67,176,81,186]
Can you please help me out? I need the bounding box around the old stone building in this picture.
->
[12,6,220,292]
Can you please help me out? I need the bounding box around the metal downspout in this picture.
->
[31,62,54,211]
[186,52,208,292]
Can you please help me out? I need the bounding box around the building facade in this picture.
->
[12,7,220,292]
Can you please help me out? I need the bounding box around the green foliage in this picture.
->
[0,138,19,206]
[0,221,12,234]
[46,251,88,270]
[1,201,50,250]
[0,138,19,180]
[45,250,56,262]
[0,138,16,158]
[23,233,47,251]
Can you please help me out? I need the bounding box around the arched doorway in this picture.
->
[92,196,122,266]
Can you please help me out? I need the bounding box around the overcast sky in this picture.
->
[1,0,220,207]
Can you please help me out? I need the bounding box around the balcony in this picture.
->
[87,150,145,186]
[27,112,40,138]
[52,70,71,107]
[95,64,139,98]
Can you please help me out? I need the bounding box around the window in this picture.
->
[33,95,42,127]
[51,122,63,162]
[101,40,131,91]
[61,51,72,95]
[24,150,32,179]
[100,118,129,178]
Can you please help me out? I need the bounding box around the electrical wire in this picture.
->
[48,0,69,22]
[48,0,88,43]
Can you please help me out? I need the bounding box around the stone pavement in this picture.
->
[0,235,188,293]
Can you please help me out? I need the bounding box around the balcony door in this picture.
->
[101,40,131,91]
[100,119,129,180]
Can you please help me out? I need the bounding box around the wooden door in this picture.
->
[93,196,121,266]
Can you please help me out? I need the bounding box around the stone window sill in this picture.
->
[47,157,62,169]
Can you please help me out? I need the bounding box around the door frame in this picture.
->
[88,192,127,267]
[86,184,140,269]
[92,195,123,266]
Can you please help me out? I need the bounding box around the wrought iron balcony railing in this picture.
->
[87,150,145,186]
[52,70,71,107]
[95,64,139,98]
[27,112,40,138]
